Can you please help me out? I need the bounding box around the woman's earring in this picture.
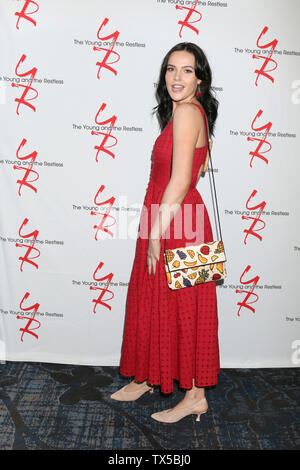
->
[196,84,202,97]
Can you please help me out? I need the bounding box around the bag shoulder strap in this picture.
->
[163,106,223,251]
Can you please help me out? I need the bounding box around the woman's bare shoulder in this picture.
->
[173,102,201,118]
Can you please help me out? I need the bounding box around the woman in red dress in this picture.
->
[110,42,220,423]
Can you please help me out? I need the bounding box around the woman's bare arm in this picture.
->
[149,103,205,241]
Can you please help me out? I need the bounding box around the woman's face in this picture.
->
[165,50,201,104]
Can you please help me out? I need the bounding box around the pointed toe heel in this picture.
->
[110,382,155,401]
[151,398,208,423]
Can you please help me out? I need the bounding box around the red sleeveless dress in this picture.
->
[119,103,220,394]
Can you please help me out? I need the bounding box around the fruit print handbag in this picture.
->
[163,111,227,290]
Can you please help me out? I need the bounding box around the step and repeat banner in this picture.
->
[0,0,299,369]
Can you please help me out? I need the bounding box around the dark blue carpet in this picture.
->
[0,361,299,450]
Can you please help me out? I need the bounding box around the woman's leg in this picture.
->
[150,379,208,421]
[182,379,205,401]
[165,379,206,412]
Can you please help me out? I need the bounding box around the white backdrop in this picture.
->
[1,0,300,369]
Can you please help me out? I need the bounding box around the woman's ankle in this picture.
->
[133,379,148,385]
[184,385,205,401]
[184,392,205,401]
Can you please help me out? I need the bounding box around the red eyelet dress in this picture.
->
[119,103,220,394]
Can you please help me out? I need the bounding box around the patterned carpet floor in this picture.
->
[0,361,299,450]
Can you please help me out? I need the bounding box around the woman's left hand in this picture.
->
[147,238,161,276]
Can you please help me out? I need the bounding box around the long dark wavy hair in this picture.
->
[152,42,219,138]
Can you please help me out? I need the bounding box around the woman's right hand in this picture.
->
[147,238,161,276]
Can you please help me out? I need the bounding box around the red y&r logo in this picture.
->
[15,0,39,29]
[253,26,278,86]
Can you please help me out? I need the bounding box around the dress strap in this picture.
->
[190,102,203,111]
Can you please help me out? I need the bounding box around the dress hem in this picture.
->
[119,368,221,393]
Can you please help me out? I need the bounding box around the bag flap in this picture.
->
[164,240,226,272]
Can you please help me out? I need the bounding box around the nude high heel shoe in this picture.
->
[110,380,155,401]
[151,397,208,423]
